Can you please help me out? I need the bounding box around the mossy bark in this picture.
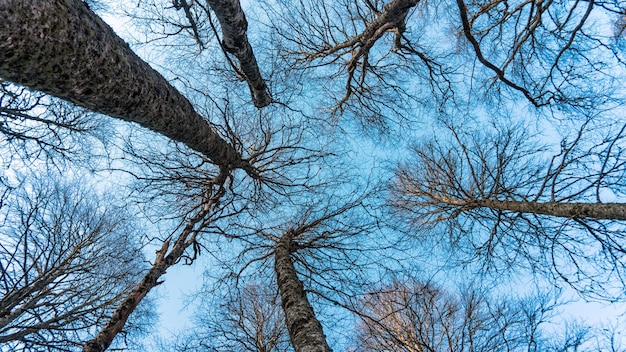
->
[0,0,248,170]
[274,231,331,352]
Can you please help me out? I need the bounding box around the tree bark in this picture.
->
[206,0,271,108]
[274,231,331,352]
[473,200,626,220]
[0,0,252,172]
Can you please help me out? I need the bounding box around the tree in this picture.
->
[263,0,625,124]
[0,1,269,348]
[391,119,626,299]
[353,280,590,352]
[263,0,438,123]
[453,0,626,108]
[159,0,272,107]
[268,0,421,116]
[169,281,291,352]
[193,183,382,352]
[202,0,272,108]
[83,164,230,352]
[0,174,149,351]
[2,0,626,350]
[274,229,332,352]
[0,0,254,173]
[267,197,380,352]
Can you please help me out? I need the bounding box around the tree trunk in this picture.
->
[0,0,252,172]
[474,200,626,220]
[82,241,170,352]
[274,231,331,352]
[83,207,210,352]
[207,0,271,108]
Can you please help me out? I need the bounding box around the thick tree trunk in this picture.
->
[206,0,271,108]
[473,200,626,220]
[0,0,251,172]
[274,231,331,352]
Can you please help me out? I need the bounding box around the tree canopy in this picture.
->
[1,0,626,350]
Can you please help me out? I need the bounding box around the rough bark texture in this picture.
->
[274,231,331,352]
[206,0,271,107]
[474,200,626,220]
[0,0,251,171]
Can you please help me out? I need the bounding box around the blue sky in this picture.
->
[70,1,626,349]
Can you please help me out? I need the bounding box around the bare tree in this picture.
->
[263,0,448,124]
[269,197,380,351]
[0,174,149,351]
[262,0,625,126]
[353,280,591,352]
[137,0,271,107]
[391,119,626,299]
[203,0,272,107]
[593,318,626,352]
[3,0,626,349]
[82,162,231,352]
[274,229,332,352]
[169,281,291,352]
[0,0,254,173]
[274,0,420,113]
[454,0,626,108]
[79,90,340,350]
[193,179,383,351]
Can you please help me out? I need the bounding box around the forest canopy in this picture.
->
[1,0,626,351]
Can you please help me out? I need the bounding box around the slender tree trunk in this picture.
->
[274,231,331,352]
[206,0,271,108]
[473,200,626,220]
[0,0,253,173]
[83,206,211,352]
[82,241,171,352]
